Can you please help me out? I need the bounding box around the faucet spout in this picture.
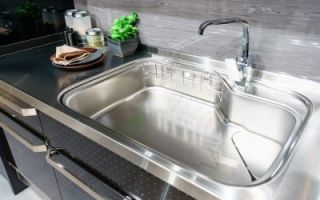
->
[198,18,250,64]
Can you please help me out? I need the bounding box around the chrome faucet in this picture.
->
[198,18,252,88]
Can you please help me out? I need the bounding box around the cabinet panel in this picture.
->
[55,170,94,200]
[0,108,62,200]
[0,159,6,178]
[48,150,125,200]
[57,180,94,200]
[5,132,61,200]
[0,127,29,195]
[0,90,43,135]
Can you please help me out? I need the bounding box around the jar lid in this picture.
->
[64,9,79,16]
[73,10,90,18]
[86,28,102,36]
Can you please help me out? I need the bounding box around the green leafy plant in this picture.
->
[111,11,139,42]
[15,0,40,20]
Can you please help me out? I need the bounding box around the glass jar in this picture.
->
[42,8,53,25]
[64,9,79,29]
[73,10,92,41]
[86,28,105,48]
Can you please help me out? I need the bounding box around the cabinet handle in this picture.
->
[0,91,37,117]
[46,150,134,200]
[0,122,46,153]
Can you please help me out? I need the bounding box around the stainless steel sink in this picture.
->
[59,55,311,198]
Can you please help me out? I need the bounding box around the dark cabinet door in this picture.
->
[0,157,6,177]
[0,102,62,200]
[47,149,127,200]
[0,127,29,195]
[3,130,62,200]
[55,171,94,200]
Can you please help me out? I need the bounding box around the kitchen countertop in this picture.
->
[0,42,149,109]
[1,42,320,200]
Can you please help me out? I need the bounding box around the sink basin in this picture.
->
[59,56,311,192]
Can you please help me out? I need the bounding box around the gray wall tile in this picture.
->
[74,0,320,81]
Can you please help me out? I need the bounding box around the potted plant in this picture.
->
[15,0,41,38]
[15,0,41,25]
[107,11,139,57]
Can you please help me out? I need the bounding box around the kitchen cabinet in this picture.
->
[0,127,28,195]
[0,90,62,200]
[3,129,62,200]
[0,156,6,177]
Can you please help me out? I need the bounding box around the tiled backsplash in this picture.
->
[74,0,320,80]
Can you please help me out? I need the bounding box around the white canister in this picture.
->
[64,9,79,29]
[73,10,92,40]
[86,28,105,48]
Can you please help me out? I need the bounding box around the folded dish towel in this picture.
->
[0,27,11,35]
[52,45,90,66]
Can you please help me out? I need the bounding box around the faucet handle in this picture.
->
[225,58,243,82]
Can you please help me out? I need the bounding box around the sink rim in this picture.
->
[57,56,313,199]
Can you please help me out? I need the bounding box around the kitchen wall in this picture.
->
[0,0,74,11]
[74,0,320,80]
